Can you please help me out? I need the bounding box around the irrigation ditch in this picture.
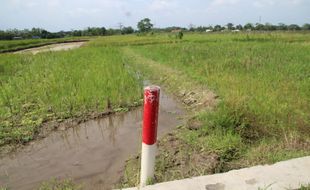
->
[0,88,186,190]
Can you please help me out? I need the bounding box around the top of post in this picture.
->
[144,85,160,92]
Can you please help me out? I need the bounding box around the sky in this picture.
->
[0,0,309,32]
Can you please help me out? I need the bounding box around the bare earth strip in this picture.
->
[14,41,86,55]
[122,47,219,111]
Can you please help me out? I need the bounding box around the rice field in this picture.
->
[130,33,310,137]
[0,32,309,187]
[0,40,142,146]
[117,32,310,186]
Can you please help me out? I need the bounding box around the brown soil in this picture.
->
[1,40,88,54]
[118,129,221,188]
[156,131,220,177]
[14,41,86,54]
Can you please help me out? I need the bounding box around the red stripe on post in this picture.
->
[142,86,160,145]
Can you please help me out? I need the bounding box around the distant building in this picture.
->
[206,29,212,32]
[232,29,240,32]
[32,36,41,39]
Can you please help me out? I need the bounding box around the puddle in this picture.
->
[14,42,85,55]
[0,89,185,190]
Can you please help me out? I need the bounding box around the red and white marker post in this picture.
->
[140,86,160,188]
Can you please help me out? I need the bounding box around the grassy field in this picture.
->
[0,32,309,188]
[0,37,89,53]
[117,32,310,187]
[0,39,143,148]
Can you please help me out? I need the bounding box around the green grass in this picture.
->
[118,32,310,186]
[129,32,310,141]
[131,33,310,134]
[38,178,81,190]
[0,39,142,147]
[299,184,310,190]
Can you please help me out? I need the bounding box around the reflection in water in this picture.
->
[97,119,105,141]
[0,90,185,190]
[108,115,116,145]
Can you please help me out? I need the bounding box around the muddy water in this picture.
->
[14,42,85,55]
[0,90,185,190]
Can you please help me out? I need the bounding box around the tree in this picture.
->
[100,27,107,35]
[31,28,43,37]
[277,23,287,30]
[196,26,207,32]
[244,23,254,30]
[255,23,264,30]
[206,25,214,30]
[72,30,82,36]
[226,23,234,30]
[188,23,195,32]
[288,24,301,31]
[214,25,222,31]
[264,23,276,31]
[137,18,153,33]
[121,26,134,34]
[41,30,49,38]
[302,24,310,30]
[235,24,243,30]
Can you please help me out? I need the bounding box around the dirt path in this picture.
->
[122,47,219,110]
[14,41,85,55]
[0,89,186,190]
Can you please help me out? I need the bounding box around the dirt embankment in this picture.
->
[14,41,87,54]
[0,39,88,54]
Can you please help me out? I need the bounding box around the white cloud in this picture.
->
[25,1,38,8]
[67,8,102,18]
[253,0,275,8]
[210,0,241,6]
[9,0,21,5]
[148,0,177,11]
[253,0,306,8]
[206,0,241,13]
[47,0,60,8]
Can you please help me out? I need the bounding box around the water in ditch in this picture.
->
[0,89,185,190]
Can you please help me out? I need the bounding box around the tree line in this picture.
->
[189,23,310,32]
[0,26,134,40]
[1,19,309,40]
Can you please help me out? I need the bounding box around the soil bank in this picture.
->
[13,41,86,54]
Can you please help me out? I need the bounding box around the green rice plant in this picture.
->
[0,40,142,146]
[129,32,310,140]
[38,178,81,190]
[119,32,310,185]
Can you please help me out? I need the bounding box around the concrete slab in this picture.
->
[119,156,310,190]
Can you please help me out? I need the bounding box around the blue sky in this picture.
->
[1,0,309,32]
